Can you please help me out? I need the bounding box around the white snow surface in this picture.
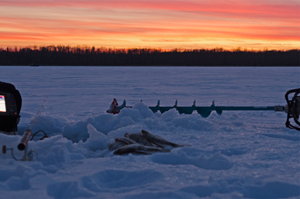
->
[0,66,300,199]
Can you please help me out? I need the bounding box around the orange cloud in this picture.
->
[0,0,299,50]
[2,0,298,19]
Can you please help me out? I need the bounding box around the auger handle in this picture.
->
[285,88,300,131]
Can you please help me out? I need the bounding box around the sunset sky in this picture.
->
[0,0,299,50]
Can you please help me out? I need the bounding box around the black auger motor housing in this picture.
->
[0,81,22,133]
[285,88,300,131]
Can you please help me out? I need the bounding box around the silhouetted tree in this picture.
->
[0,46,299,66]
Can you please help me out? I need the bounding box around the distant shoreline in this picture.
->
[1,47,299,66]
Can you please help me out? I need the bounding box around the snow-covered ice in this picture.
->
[0,66,299,199]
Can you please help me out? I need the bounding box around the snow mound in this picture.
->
[78,124,111,151]
[151,147,233,170]
[1,66,299,199]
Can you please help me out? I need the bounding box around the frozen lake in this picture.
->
[1,66,299,119]
[0,66,299,199]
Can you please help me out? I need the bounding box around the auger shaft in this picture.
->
[108,99,284,118]
[148,101,281,117]
[107,88,300,131]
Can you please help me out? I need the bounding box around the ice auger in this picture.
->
[107,88,300,131]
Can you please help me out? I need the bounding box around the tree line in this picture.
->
[0,46,299,66]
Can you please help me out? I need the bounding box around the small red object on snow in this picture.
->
[107,98,120,114]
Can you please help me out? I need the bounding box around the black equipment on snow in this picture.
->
[285,88,300,131]
[1,92,48,161]
[0,81,22,133]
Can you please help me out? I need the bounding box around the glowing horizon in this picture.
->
[0,0,299,50]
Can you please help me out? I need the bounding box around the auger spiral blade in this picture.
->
[108,99,279,117]
[176,100,195,114]
[149,100,160,113]
[107,88,300,131]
